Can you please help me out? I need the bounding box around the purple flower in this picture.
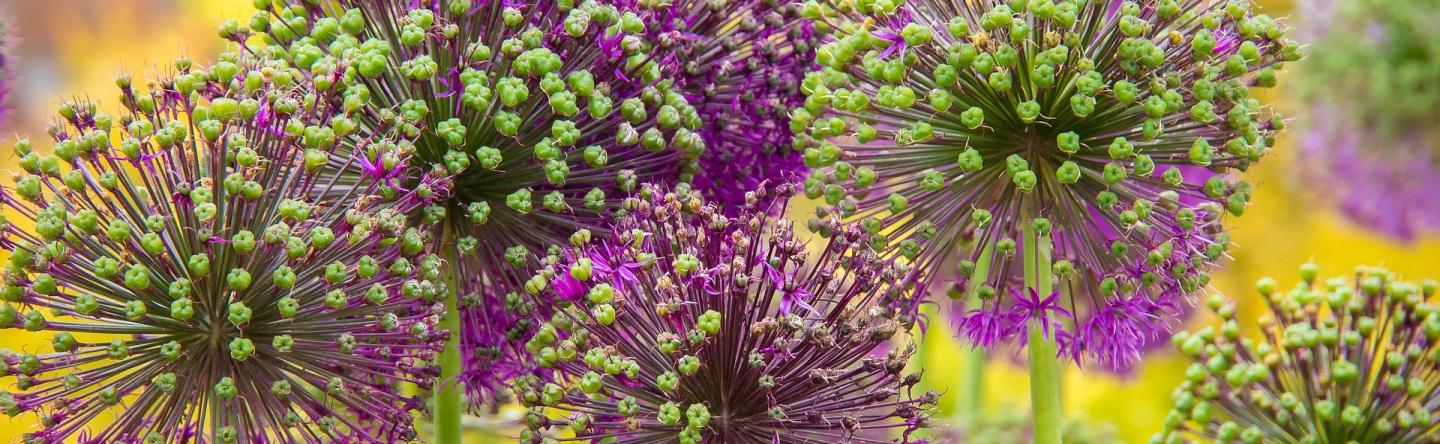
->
[1156,264,1440,443]
[638,1,816,210]
[586,242,644,295]
[1075,297,1173,371]
[1294,0,1440,240]
[958,305,1018,350]
[510,184,936,443]
[0,13,11,130]
[765,262,820,316]
[241,0,710,405]
[1009,288,1071,340]
[0,60,443,442]
[800,0,1297,365]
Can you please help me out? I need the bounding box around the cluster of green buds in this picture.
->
[236,0,704,228]
[795,0,1297,362]
[233,0,713,401]
[0,56,444,443]
[1155,264,1440,443]
[508,184,936,443]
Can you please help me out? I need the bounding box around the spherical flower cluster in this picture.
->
[0,58,445,443]
[1296,0,1440,240]
[797,0,1298,367]
[235,0,708,403]
[1155,264,1440,443]
[637,0,817,208]
[510,184,936,443]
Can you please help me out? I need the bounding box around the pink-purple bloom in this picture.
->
[639,1,816,210]
[511,184,936,443]
[0,13,10,129]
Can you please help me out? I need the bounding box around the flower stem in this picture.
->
[434,236,463,444]
[961,345,986,416]
[958,243,995,418]
[1023,220,1062,444]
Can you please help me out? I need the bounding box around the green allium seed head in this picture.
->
[1155,264,1440,444]
[237,0,711,405]
[798,0,1295,364]
[0,56,444,442]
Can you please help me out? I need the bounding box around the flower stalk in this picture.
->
[1025,217,1062,444]
[435,228,463,444]
[958,242,995,420]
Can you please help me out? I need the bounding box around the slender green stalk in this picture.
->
[961,345,987,416]
[958,243,996,419]
[434,230,463,444]
[1023,220,1062,444]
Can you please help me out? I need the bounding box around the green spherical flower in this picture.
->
[237,0,707,404]
[511,185,936,443]
[798,0,1296,364]
[1154,264,1440,444]
[0,58,443,443]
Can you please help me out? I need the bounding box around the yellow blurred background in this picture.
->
[2,0,1437,442]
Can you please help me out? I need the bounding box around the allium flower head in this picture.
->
[797,0,1298,366]
[235,0,708,402]
[0,12,13,129]
[636,0,817,208]
[510,184,936,443]
[0,58,445,443]
[1296,0,1440,240]
[1155,264,1440,443]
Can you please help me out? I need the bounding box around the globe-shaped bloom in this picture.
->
[637,1,817,208]
[0,59,445,443]
[797,0,1298,366]
[1295,0,1440,240]
[1155,264,1440,443]
[510,184,936,443]
[234,0,707,403]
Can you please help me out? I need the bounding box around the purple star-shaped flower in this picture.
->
[1009,287,1072,339]
[765,263,821,317]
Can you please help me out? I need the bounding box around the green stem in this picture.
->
[1023,220,1062,444]
[958,243,996,420]
[961,346,986,416]
[434,237,463,444]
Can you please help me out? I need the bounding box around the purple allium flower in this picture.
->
[1295,0,1440,240]
[638,1,816,208]
[0,58,445,443]
[797,0,1298,367]
[0,12,11,129]
[509,184,937,443]
[1155,264,1440,443]
[234,0,707,405]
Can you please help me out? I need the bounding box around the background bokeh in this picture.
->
[2,0,1437,442]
